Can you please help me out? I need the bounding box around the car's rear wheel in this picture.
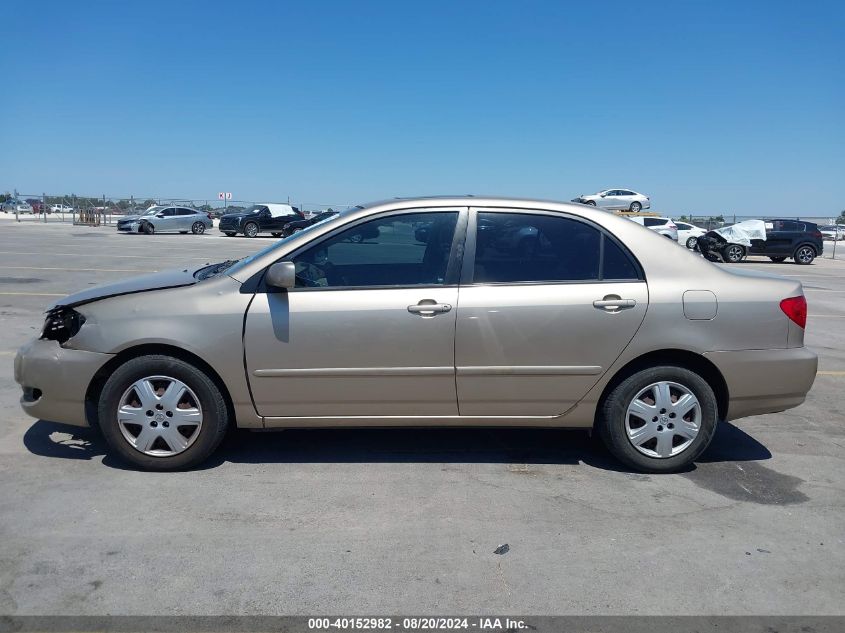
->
[769,256,787,263]
[192,222,206,235]
[629,201,642,212]
[685,237,698,249]
[224,232,236,237]
[97,355,229,471]
[793,245,816,265]
[141,221,155,235]
[597,366,718,473]
[723,244,745,263]
[243,222,259,238]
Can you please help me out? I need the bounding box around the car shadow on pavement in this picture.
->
[23,418,771,472]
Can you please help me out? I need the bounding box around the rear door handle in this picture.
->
[593,298,636,311]
[408,301,452,316]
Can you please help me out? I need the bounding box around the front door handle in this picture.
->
[593,296,636,311]
[408,300,452,316]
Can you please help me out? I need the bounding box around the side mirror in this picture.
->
[156,213,165,218]
[599,193,607,198]
[265,261,296,289]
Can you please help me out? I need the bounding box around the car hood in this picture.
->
[118,214,146,221]
[50,267,200,309]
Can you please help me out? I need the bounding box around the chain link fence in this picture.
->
[0,192,350,225]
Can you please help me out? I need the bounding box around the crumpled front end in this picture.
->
[15,338,113,427]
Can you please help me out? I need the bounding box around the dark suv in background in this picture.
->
[219,203,303,238]
[698,219,824,264]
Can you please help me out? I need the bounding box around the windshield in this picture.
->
[225,208,351,278]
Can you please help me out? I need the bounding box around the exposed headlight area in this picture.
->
[40,306,86,343]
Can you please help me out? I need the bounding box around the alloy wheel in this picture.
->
[625,381,701,458]
[796,246,814,264]
[244,223,258,238]
[726,245,744,262]
[117,376,203,457]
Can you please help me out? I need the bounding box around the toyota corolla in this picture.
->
[15,197,817,472]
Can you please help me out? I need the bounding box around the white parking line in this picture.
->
[0,292,65,296]
[0,251,210,259]
[1,266,152,273]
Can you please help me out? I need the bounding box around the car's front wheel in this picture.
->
[629,201,642,212]
[723,244,745,263]
[597,366,718,473]
[686,236,698,249]
[141,221,155,235]
[585,200,597,206]
[243,222,259,238]
[192,222,206,235]
[97,355,229,471]
[793,245,816,265]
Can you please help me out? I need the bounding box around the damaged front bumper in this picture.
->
[14,339,113,427]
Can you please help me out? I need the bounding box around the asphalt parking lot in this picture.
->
[0,219,843,616]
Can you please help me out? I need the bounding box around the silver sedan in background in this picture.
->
[116,205,213,234]
[573,189,651,212]
[15,196,816,472]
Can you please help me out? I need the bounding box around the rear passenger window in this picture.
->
[643,218,666,227]
[602,237,640,280]
[472,213,640,284]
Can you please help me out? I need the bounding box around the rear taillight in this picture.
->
[780,296,807,329]
[207,213,213,220]
[812,230,822,239]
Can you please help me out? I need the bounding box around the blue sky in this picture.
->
[2,0,843,215]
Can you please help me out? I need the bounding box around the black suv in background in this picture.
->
[219,203,303,238]
[698,219,824,264]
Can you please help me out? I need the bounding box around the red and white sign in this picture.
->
[217,192,233,200]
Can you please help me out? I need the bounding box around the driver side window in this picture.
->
[290,211,459,289]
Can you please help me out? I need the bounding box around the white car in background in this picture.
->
[819,225,845,241]
[627,215,679,241]
[50,204,75,214]
[2,199,33,214]
[675,221,707,249]
[573,189,651,212]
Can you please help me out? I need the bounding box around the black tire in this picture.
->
[243,222,259,238]
[192,222,206,235]
[723,244,745,263]
[585,200,597,206]
[629,201,642,212]
[769,256,787,263]
[141,221,155,235]
[224,232,236,237]
[597,365,718,473]
[97,355,229,471]
[271,232,282,238]
[685,237,698,250]
[793,245,815,265]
